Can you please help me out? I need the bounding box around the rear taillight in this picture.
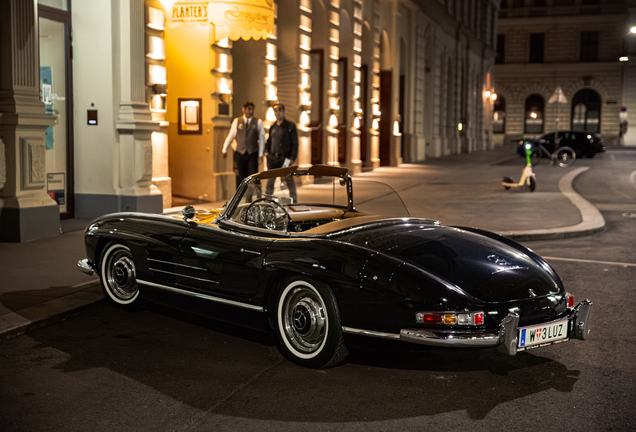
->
[416,311,484,325]
[565,293,574,308]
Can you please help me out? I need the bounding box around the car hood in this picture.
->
[344,224,564,303]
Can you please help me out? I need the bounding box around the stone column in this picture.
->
[0,0,59,242]
[115,0,162,212]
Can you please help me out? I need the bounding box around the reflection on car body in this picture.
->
[78,165,592,368]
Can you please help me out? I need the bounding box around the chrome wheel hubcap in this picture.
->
[283,287,326,354]
[105,249,138,300]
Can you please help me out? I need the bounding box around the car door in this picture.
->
[178,224,273,299]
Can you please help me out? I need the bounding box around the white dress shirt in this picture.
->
[222,115,266,156]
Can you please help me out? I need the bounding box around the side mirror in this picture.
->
[182,205,196,221]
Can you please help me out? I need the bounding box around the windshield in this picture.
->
[351,178,409,217]
[220,166,410,233]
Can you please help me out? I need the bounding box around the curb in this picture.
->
[0,281,104,339]
[500,167,605,241]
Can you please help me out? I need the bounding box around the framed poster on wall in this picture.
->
[178,98,202,134]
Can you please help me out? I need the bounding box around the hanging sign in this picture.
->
[170,3,209,25]
[169,1,275,40]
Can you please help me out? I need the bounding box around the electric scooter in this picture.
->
[502,142,536,192]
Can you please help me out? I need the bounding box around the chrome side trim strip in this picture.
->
[147,258,207,271]
[137,279,264,312]
[341,326,400,340]
[240,248,262,255]
[149,268,219,284]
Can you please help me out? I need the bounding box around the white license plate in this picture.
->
[518,319,569,350]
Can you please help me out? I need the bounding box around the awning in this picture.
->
[209,0,275,41]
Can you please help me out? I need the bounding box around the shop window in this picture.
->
[493,97,506,134]
[525,94,544,134]
[529,33,544,63]
[571,89,601,133]
[580,32,598,62]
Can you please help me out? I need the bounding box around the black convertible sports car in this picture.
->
[77,165,592,368]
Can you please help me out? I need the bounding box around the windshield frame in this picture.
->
[215,165,352,224]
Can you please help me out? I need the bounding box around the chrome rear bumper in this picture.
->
[399,300,592,356]
[77,258,95,276]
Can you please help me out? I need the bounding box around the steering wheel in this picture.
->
[245,198,291,231]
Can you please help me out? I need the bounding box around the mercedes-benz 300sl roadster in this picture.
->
[77,165,592,368]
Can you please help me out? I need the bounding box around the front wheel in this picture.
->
[554,146,576,167]
[527,176,536,192]
[99,243,143,310]
[274,277,348,368]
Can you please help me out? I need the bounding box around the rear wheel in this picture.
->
[554,146,576,167]
[528,176,536,192]
[502,176,513,190]
[274,277,348,368]
[99,243,143,310]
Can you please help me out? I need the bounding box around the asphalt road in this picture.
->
[1,150,635,431]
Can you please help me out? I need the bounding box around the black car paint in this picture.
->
[517,131,606,157]
[85,212,568,337]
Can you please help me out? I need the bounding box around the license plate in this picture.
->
[518,319,569,350]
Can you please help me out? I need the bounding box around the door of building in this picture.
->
[38,3,74,219]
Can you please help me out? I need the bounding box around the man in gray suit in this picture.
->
[222,101,266,185]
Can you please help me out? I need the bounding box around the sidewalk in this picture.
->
[0,145,605,338]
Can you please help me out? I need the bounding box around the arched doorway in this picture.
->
[571,89,601,133]
[525,94,544,134]
[493,96,506,134]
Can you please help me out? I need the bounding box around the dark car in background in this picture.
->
[517,131,606,158]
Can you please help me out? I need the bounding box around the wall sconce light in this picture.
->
[530,112,538,119]
[267,84,277,102]
[353,115,361,129]
[490,93,497,101]
[266,64,276,83]
[329,113,339,132]
[300,110,310,126]
[372,104,381,117]
[329,97,340,111]
[372,118,379,130]
[484,90,491,99]
[330,79,338,94]
[301,92,311,108]
[393,116,401,136]
[266,106,276,121]
[300,72,310,89]
[457,122,463,131]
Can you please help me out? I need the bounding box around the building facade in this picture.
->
[0,0,499,242]
[493,0,636,147]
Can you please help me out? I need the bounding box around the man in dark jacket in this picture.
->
[264,103,298,202]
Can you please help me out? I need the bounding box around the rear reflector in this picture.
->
[566,293,574,308]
